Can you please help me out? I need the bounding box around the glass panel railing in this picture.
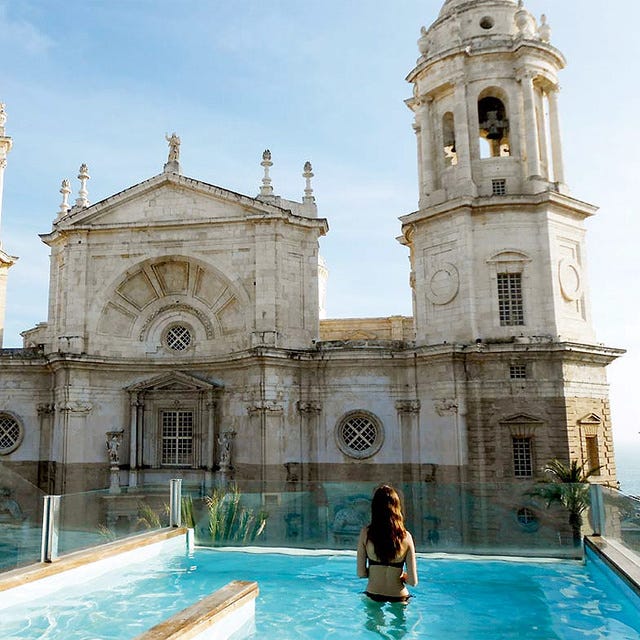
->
[182,480,593,558]
[0,464,45,572]
[56,485,173,557]
[600,486,640,557]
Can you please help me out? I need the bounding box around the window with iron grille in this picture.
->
[509,364,527,379]
[161,410,193,466]
[492,178,507,195]
[0,413,23,455]
[336,411,383,459]
[165,325,192,351]
[497,272,524,326]
[512,436,533,477]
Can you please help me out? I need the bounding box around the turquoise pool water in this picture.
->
[2,549,640,639]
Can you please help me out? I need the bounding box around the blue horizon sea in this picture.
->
[615,442,640,496]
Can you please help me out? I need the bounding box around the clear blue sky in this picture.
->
[1,1,638,446]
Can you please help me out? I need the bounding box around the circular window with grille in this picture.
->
[0,413,23,455]
[335,411,384,459]
[164,324,193,351]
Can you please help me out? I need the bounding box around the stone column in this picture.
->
[416,97,435,204]
[204,396,216,488]
[520,71,542,179]
[248,400,284,485]
[453,79,475,194]
[534,87,550,179]
[547,88,566,185]
[128,393,142,487]
[396,400,421,482]
[297,401,322,481]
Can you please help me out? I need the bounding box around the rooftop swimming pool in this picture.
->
[2,547,640,639]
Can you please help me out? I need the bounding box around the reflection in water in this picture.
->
[363,595,414,639]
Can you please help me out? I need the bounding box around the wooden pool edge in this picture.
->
[133,580,259,640]
[585,535,640,598]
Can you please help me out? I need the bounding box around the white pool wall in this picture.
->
[0,528,187,610]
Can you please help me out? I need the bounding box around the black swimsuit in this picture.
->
[364,553,410,603]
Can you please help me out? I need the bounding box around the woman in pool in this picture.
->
[357,484,418,603]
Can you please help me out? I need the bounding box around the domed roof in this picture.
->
[439,0,517,19]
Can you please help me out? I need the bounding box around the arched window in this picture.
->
[478,96,510,158]
[442,112,457,166]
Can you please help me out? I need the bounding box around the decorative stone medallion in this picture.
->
[558,258,582,301]
[426,262,459,305]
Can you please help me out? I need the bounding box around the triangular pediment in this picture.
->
[578,413,602,425]
[500,413,544,425]
[49,172,293,230]
[125,370,223,393]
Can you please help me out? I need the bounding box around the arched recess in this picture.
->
[477,87,511,158]
[96,256,248,346]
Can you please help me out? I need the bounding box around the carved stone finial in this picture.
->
[417,26,429,56]
[538,14,551,42]
[75,164,90,208]
[302,161,315,204]
[260,148,274,197]
[0,103,6,133]
[515,2,535,37]
[59,179,71,215]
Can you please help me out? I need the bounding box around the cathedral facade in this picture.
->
[0,0,622,506]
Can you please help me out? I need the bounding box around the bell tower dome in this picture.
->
[400,0,597,347]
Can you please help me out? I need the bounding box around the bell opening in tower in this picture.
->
[478,96,510,159]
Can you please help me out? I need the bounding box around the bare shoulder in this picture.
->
[404,531,416,548]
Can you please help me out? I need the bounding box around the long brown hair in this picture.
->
[366,485,406,563]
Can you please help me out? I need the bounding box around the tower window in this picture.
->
[512,436,533,477]
[585,436,601,476]
[492,179,507,196]
[479,96,510,158]
[497,273,524,326]
[509,364,527,379]
[442,112,457,166]
[161,410,193,466]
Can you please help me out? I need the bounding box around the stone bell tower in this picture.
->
[0,103,17,348]
[401,0,595,348]
[399,0,622,484]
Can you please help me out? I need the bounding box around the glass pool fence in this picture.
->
[2,475,640,573]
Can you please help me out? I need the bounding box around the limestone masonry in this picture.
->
[0,0,624,546]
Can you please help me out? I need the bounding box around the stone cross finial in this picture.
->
[260,149,274,197]
[59,179,71,215]
[303,161,315,204]
[75,164,90,207]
